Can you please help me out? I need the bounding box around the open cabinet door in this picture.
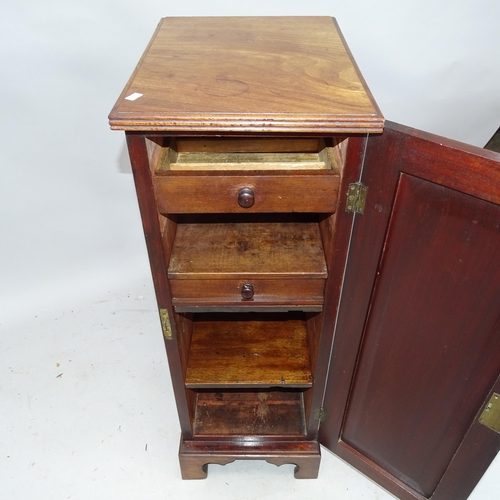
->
[319,122,500,500]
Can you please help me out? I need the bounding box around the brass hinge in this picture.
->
[314,407,327,423]
[345,182,368,215]
[479,393,500,434]
[159,308,172,340]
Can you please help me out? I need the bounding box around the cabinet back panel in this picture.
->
[193,390,306,437]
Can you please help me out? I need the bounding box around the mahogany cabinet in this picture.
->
[109,17,500,500]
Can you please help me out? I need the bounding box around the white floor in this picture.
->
[1,272,499,500]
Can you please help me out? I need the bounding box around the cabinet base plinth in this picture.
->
[179,438,321,479]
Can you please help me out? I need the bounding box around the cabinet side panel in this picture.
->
[145,136,168,174]
[126,132,193,437]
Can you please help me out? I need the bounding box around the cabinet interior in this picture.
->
[191,389,307,437]
[168,213,327,279]
[175,310,320,437]
[146,135,347,438]
[185,312,312,389]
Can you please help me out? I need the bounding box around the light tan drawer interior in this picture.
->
[155,137,345,172]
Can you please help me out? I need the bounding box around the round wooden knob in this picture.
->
[237,187,254,208]
[241,283,254,300]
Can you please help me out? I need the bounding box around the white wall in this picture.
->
[1,0,499,320]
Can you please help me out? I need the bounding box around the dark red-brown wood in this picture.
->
[320,122,500,500]
[125,132,193,437]
[305,135,368,439]
[114,17,500,494]
[179,439,321,479]
[171,278,325,312]
[153,172,339,214]
[112,18,383,481]
[193,390,306,437]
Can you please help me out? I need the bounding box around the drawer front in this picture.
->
[154,174,339,214]
[170,278,325,311]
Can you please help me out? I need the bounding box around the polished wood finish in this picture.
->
[171,278,324,311]
[185,313,312,389]
[431,376,500,500]
[168,219,327,280]
[154,172,339,214]
[179,440,321,479]
[125,133,192,436]
[307,135,367,441]
[320,122,500,500]
[343,175,500,497]
[109,17,383,134]
[112,16,500,496]
[112,18,366,480]
[152,135,341,215]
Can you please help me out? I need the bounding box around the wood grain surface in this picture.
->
[185,313,312,388]
[154,172,339,214]
[320,122,500,500]
[179,439,321,479]
[168,220,327,279]
[109,17,383,133]
[193,390,306,436]
[171,278,325,310]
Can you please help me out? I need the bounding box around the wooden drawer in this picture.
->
[168,217,327,311]
[151,137,344,214]
[171,278,325,312]
[154,173,339,214]
[168,218,327,280]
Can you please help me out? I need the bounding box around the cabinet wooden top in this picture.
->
[109,17,384,134]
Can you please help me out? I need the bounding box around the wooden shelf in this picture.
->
[193,390,306,436]
[168,219,327,280]
[185,313,312,389]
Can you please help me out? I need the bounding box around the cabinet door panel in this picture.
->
[320,122,500,500]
